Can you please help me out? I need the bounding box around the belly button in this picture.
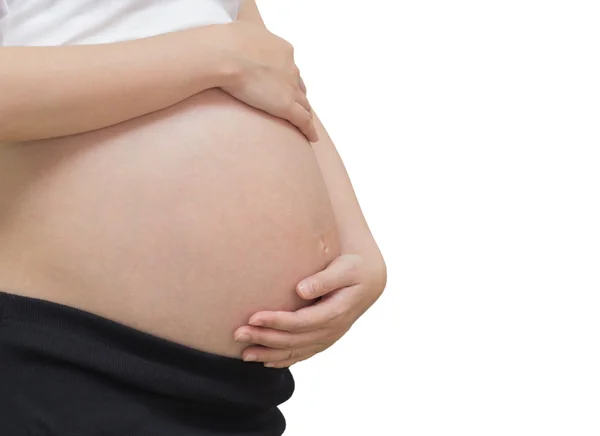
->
[319,235,329,254]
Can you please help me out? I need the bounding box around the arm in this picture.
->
[237,1,387,281]
[0,27,226,143]
[0,21,317,143]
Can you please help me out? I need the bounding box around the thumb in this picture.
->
[296,254,361,300]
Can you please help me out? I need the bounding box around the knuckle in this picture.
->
[285,40,295,54]
[346,265,359,281]
[340,256,362,281]
[345,257,360,275]
[351,255,364,273]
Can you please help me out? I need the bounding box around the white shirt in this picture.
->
[0,0,242,46]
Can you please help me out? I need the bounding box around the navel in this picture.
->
[319,234,330,255]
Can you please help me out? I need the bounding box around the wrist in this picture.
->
[189,23,244,92]
[153,25,238,95]
[189,42,235,93]
[212,52,245,90]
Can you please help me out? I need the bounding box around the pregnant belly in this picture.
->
[0,89,340,357]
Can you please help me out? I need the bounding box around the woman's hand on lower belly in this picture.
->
[233,253,387,368]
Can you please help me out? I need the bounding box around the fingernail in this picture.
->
[298,282,312,298]
[244,354,257,362]
[264,362,275,368]
[235,333,251,342]
[249,318,263,327]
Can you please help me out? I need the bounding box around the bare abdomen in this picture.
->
[0,89,340,357]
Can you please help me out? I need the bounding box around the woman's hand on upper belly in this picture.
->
[233,253,388,368]
[202,21,318,142]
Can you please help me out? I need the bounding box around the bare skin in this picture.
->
[0,89,339,358]
[0,21,317,143]
[0,1,387,366]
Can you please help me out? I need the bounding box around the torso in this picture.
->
[0,1,340,358]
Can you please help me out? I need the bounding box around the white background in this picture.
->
[257,1,600,435]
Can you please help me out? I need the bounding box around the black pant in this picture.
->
[0,291,294,435]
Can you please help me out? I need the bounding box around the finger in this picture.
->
[297,254,362,299]
[241,344,320,363]
[248,291,353,332]
[234,325,322,349]
[295,88,312,114]
[265,353,316,369]
[298,76,307,94]
[289,102,319,143]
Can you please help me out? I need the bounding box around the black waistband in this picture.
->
[0,291,294,435]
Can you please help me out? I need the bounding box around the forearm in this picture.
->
[311,115,386,270]
[0,27,227,143]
